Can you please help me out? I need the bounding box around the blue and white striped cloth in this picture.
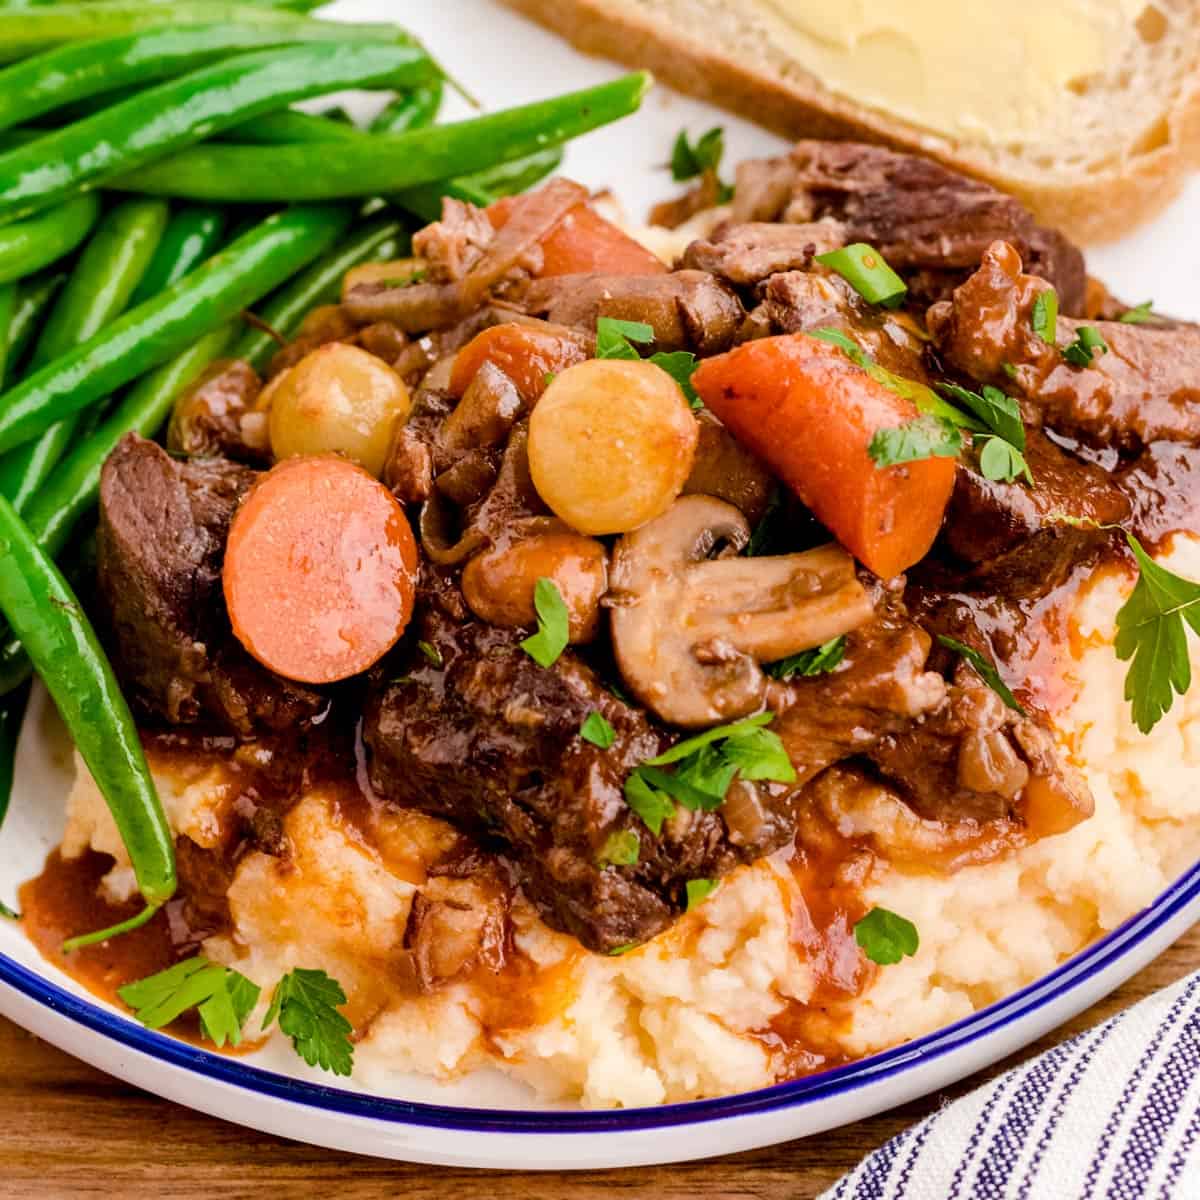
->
[822,972,1200,1199]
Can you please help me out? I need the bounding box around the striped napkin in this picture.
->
[822,971,1200,1199]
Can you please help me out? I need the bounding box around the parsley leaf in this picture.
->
[978,436,1034,485]
[521,578,570,668]
[416,640,443,668]
[382,269,427,288]
[623,770,676,835]
[853,907,919,965]
[118,957,261,1048]
[647,349,702,408]
[1115,533,1200,735]
[598,828,640,867]
[685,878,719,911]
[608,942,640,956]
[581,711,616,749]
[767,636,847,680]
[0,898,16,920]
[1031,288,1059,345]
[936,382,1025,450]
[1119,300,1155,324]
[1062,326,1108,368]
[936,635,1027,715]
[638,764,728,812]
[262,967,354,1077]
[645,713,775,766]
[596,316,654,359]
[869,416,962,467]
[671,126,725,181]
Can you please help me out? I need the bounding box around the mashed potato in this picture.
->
[62,540,1200,1108]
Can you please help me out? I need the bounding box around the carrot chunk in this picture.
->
[488,195,665,277]
[224,455,417,683]
[692,335,956,580]
[449,323,588,402]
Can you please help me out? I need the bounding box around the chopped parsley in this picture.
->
[382,268,427,288]
[1031,288,1059,345]
[598,828,640,867]
[767,636,847,680]
[1119,300,1155,325]
[669,126,734,201]
[595,316,701,408]
[118,957,261,1049]
[936,635,1027,716]
[624,714,795,835]
[977,436,1034,485]
[263,967,354,1077]
[869,415,962,468]
[416,640,443,668]
[0,898,16,920]
[853,907,919,965]
[608,942,640,956]
[580,711,616,749]
[685,878,720,911]
[935,381,1033,484]
[521,577,570,668]
[745,487,787,558]
[1002,362,1019,380]
[1062,326,1108,368]
[1115,533,1200,735]
[815,243,907,308]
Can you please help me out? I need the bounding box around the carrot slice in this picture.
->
[692,335,957,580]
[488,195,665,277]
[449,323,588,401]
[224,455,417,684]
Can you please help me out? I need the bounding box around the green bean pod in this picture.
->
[129,204,225,306]
[6,271,66,376]
[110,72,652,202]
[234,214,406,370]
[0,282,15,390]
[0,23,419,133]
[371,78,444,134]
[0,193,99,284]
[0,493,175,913]
[228,109,367,146]
[0,198,170,513]
[0,4,404,62]
[0,203,351,456]
[399,147,565,222]
[0,41,435,222]
[28,323,237,562]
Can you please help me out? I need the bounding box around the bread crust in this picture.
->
[503,0,1200,243]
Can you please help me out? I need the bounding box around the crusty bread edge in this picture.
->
[503,0,1200,244]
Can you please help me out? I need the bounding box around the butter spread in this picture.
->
[756,0,1146,145]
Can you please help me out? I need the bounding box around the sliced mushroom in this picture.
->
[609,495,875,727]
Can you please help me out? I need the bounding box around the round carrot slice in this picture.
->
[224,454,418,684]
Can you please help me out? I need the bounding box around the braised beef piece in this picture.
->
[166,359,271,465]
[518,270,743,355]
[683,412,775,526]
[918,428,1131,599]
[97,435,327,736]
[731,142,1086,312]
[364,604,802,953]
[1118,442,1200,549]
[929,241,1200,450]
[681,221,845,285]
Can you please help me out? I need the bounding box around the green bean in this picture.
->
[6,271,66,375]
[0,198,169,513]
[0,41,435,222]
[129,204,224,305]
[0,492,175,936]
[0,24,416,134]
[0,193,99,284]
[0,4,404,62]
[235,214,406,371]
[0,203,351,456]
[230,108,367,146]
[371,79,444,134]
[0,283,14,390]
[28,324,237,561]
[399,147,565,222]
[110,72,652,202]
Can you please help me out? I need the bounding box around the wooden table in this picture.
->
[2,926,1197,1198]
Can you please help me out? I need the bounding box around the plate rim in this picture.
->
[2,855,1198,1133]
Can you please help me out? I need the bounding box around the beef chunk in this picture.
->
[1118,441,1200,548]
[364,608,797,953]
[518,270,743,355]
[929,241,1200,449]
[97,435,327,736]
[732,141,1086,312]
[167,359,270,465]
[920,428,1131,598]
[681,221,845,286]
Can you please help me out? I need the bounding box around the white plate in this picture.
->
[2,0,1199,1169]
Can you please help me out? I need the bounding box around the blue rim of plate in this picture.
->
[2,857,1198,1134]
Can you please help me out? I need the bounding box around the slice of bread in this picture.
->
[502,0,1200,242]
